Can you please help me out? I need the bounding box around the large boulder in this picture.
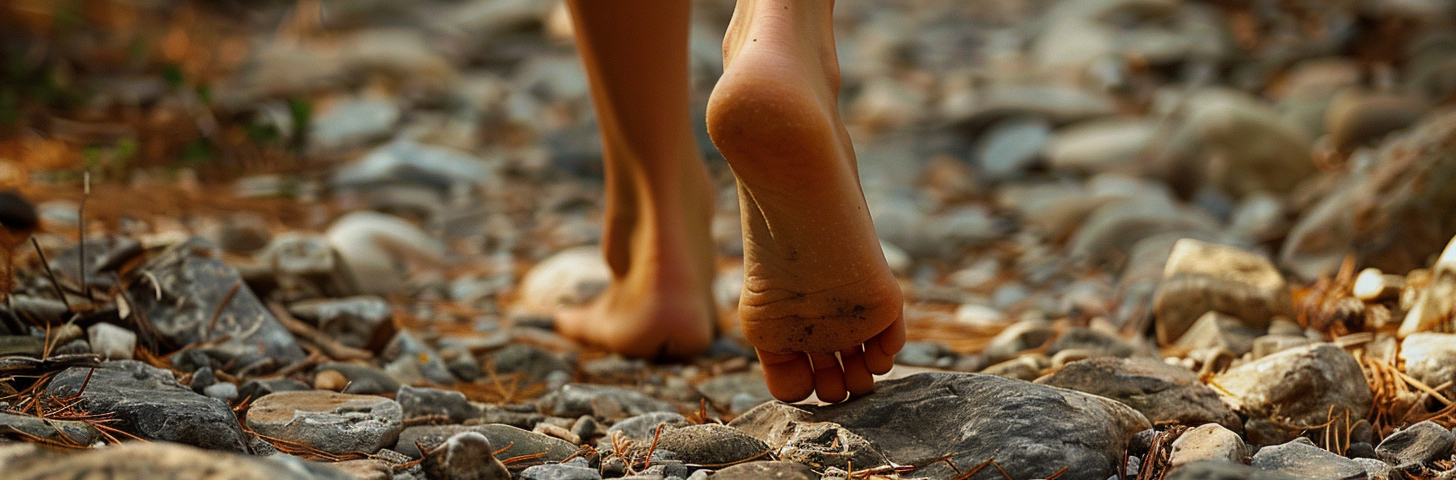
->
[804,372,1149,479]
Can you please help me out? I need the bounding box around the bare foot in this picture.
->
[555,0,717,361]
[707,0,906,403]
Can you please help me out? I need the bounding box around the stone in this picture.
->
[520,464,603,480]
[1352,268,1402,302]
[606,412,692,443]
[1250,335,1313,359]
[1164,461,1300,480]
[483,344,574,383]
[326,211,445,296]
[394,424,578,463]
[710,461,818,480]
[1227,192,1288,243]
[896,341,956,368]
[1285,111,1456,278]
[980,355,1045,381]
[696,371,774,414]
[45,360,248,451]
[976,117,1051,180]
[515,246,612,314]
[654,424,768,466]
[1168,424,1247,468]
[541,384,676,420]
[1324,90,1426,154]
[1172,89,1317,197]
[238,377,310,401]
[805,372,1149,479]
[1401,236,1456,337]
[1068,198,1220,269]
[984,319,1057,363]
[1045,118,1158,173]
[381,331,457,385]
[86,322,135,360]
[1374,420,1454,468]
[1044,326,1149,359]
[728,402,814,450]
[1249,440,1366,480]
[124,237,306,368]
[204,382,239,401]
[288,296,394,350]
[397,385,479,424]
[1154,239,1292,346]
[1173,312,1261,356]
[776,421,890,470]
[0,441,353,480]
[247,391,403,456]
[423,432,511,480]
[0,411,101,446]
[308,98,400,151]
[1353,458,1392,480]
[1037,357,1242,433]
[1213,344,1371,446]
[333,139,495,192]
[1399,333,1456,397]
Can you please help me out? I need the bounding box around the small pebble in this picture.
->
[314,369,350,391]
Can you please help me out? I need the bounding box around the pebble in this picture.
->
[1168,424,1247,468]
[976,117,1051,180]
[1249,335,1313,359]
[1374,420,1454,468]
[0,441,353,480]
[238,377,311,400]
[396,385,479,424]
[895,341,956,368]
[1173,312,1260,356]
[605,412,692,443]
[709,461,818,480]
[482,344,574,383]
[804,372,1149,479]
[333,139,496,192]
[954,303,1005,327]
[203,382,238,401]
[696,371,774,414]
[124,237,306,368]
[395,424,577,465]
[515,246,612,314]
[540,384,676,420]
[776,421,890,470]
[308,98,400,152]
[654,424,768,466]
[1398,333,1456,398]
[1153,239,1292,346]
[1044,118,1157,173]
[288,296,395,349]
[1037,357,1241,433]
[86,322,136,360]
[1352,268,1402,302]
[423,432,511,480]
[45,360,248,451]
[326,211,445,296]
[0,411,102,446]
[315,369,351,391]
[520,464,603,480]
[1249,439,1366,480]
[1164,460,1299,480]
[983,319,1057,363]
[246,391,403,456]
[1177,89,1317,197]
[727,402,814,450]
[1213,344,1371,445]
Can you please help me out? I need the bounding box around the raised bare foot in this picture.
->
[707,0,906,403]
[554,0,718,361]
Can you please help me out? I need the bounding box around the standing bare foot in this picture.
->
[554,0,716,360]
[707,0,906,403]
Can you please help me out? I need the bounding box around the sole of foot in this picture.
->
[707,0,906,403]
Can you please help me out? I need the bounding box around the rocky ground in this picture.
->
[2,0,1456,479]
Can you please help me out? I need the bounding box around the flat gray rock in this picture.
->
[125,237,305,369]
[0,442,352,480]
[1037,357,1241,432]
[806,372,1150,480]
[1374,420,1453,468]
[1250,440,1367,480]
[45,360,248,452]
[655,424,768,466]
[540,384,676,419]
[247,391,403,455]
[394,424,578,465]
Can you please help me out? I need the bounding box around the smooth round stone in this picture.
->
[247,391,403,456]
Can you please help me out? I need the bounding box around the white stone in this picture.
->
[326,211,445,296]
[954,304,1005,328]
[515,246,612,314]
[1353,268,1402,302]
[88,322,136,360]
[1169,423,1246,467]
[1400,234,1456,337]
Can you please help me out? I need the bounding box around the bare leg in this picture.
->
[556,0,716,359]
[707,0,906,402]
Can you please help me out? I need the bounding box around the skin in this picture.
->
[559,0,905,403]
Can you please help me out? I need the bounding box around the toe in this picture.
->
[840,346,875,397]
[758,349,814,402]
[863,316,905,375]
[810,353,848,403]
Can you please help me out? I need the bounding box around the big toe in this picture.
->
[758,349,815,403]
